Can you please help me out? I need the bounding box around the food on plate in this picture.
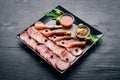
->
[67,47,83,56]
[44,39,76,62]
[41,29,71,37]
[27,26,47,44]
[20,29,72,70]
[49,36,83,56]
[56,10,62,16]
[17,6,103,73]
[20,31,37,50]
[60,50,76,62]
[56,17,61,23]
[75,23,90,39]
[36,44,53,59]
[85,37,91,41]
[56,59,70,71]
[46,54,60,68]
[59,13,74,28]
[34,21,62,29]
[19,19,89,72]
[36,45,60,68]
[27,26,76,62]
[49,35,77,42]
[44,7,63,20]
[56,40,86,48]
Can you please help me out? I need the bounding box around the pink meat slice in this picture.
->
[27,26,46,43]
[46,54,60,68]
[56,40,86,48]
[60,50,76,62]
[36,44,52,58]
[56,59,70,71]
[34,21,62,30]
[20,31,29,42]
[36,44,60,68]
[44,39,76,62]
[49,35,77,42]
[41,29,69,37]
[67,47,83,56]
[44,39,65,56]
[20,31,37,50]
[34,21,44,26]
[27,26,76,62]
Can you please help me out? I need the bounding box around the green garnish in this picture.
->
[90,34,101,44]
[53,8,64,14]
[44,8,64,20]
[44,12,58,19]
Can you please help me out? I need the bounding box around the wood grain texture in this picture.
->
[0,0,120,80]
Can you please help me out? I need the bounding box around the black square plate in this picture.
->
[17,5,103,73]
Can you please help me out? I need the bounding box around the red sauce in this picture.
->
[60,16,74,27]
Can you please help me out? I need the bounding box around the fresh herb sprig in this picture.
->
[53,8,64,14]
[44,12,58,19]
[44,8,64,20]
[90,34,101,44]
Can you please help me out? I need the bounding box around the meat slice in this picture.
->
[20,31,37,50]
[27,26,46,43]
[67,47,83,56]
[34,21,44,26]
[34,21,62,30]
[46,54,59,68]
[56,59,70,71]
[41,29,70,37]
[60,50,76,62]
[20,31,29,42]
[27,26,76,62]
[44,39,65,56]
[44,39,76,62]
[36,44,60,68]
[36,44,52,58]
[49,35,77,42]
[56,40,86,48]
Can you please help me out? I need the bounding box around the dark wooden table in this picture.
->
[0,0,120,80]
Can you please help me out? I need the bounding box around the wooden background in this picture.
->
[0,0,120,80]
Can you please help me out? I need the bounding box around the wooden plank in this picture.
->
[0,48,120,80]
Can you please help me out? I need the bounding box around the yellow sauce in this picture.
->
[76,27,88,36]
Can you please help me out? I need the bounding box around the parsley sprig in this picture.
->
[90,34,101,44]
[44,8,64,20]
[44,12,58,19]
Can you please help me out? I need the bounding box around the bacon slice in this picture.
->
[34,21,62,30]
[41,29,70,37]
[20,31,37,50]
[56,40,86,48]
[49,35,77,42]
